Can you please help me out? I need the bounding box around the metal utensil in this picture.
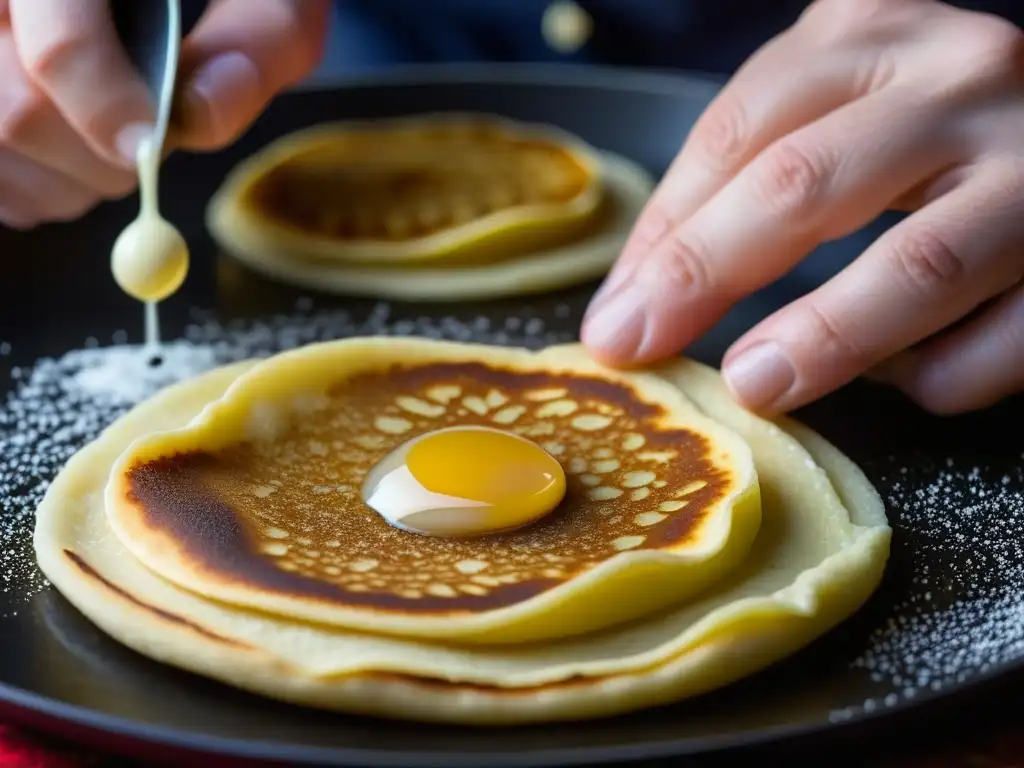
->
[111,0,182,158]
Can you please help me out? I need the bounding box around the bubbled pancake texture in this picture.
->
[245,124,591,242]
[125,361,733,615]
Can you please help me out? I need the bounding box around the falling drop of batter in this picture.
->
[111,136,190,354]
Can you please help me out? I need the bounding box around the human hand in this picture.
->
[0,0,329,229]
[581,0,1024,416]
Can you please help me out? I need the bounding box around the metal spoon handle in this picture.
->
[111,0,183,155]
[152,0,182,154]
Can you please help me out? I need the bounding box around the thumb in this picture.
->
[172,0,330,151]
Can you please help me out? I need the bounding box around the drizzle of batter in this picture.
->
[110,136,189,351]
[108,1,187,353]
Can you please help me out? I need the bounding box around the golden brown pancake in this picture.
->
[104,340,761,643]
[126,364,733,606]
[212,114,606,266]
[205,115,655,301]
[34,351,891,725]
[245,119,594,257]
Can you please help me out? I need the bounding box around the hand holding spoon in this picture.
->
[109,0,189,305]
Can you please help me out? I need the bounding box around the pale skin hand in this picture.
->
[582,0,1024,417]
[0,0,330,229]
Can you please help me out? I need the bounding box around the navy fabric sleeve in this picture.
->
[175,0,1024,79]
[325,0,806,74]
[322,0,1024,76]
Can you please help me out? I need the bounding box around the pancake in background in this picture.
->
[205,114,654,301]
[34,349,891,725]
[104,340,762,644]
[212,114,606,265]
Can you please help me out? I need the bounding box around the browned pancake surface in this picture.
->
[124,362,732,615]
[243,121,593,243]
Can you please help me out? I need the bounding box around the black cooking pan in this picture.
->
[0,65,1021,767]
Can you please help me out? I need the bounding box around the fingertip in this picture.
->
[580,340,628,370]
[887,361,971,416]
[173,51,263,150]
[721,341,797,415]
[113,122,154,167]
[172,0,331,150]
[579,283,648,366]
[896,380,964,416]
[583,280,728,373]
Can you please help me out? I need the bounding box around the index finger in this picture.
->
[595,33,891,301]
[9,0,153,166]
[172,0,330,150]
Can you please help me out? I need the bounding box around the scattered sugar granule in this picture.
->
[0,301,575,612]
[17,298,1022,722]
[843,458,1024,716]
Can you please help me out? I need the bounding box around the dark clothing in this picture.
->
[322,0,1022,75]
[175,0,1021,342]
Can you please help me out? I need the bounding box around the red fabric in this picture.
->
[0,726,95,768]
[1,721,1023,767]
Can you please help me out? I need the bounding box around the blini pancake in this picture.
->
[205,114,654,301]
[208,114,607,265]
[104,340,762,644]
[34,351,890,725]
[207,152,653,302]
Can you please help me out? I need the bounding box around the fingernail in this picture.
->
[115,122,153,167]
[188,51,261,109]
[724,342,796,411]
[581,283,648,361]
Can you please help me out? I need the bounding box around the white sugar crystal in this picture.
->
[842,458,1024,717]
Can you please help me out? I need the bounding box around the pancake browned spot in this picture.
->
[62,550,247,647]
[245,119,593,246]
[361,669,616,695]
[124,361,733,616]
